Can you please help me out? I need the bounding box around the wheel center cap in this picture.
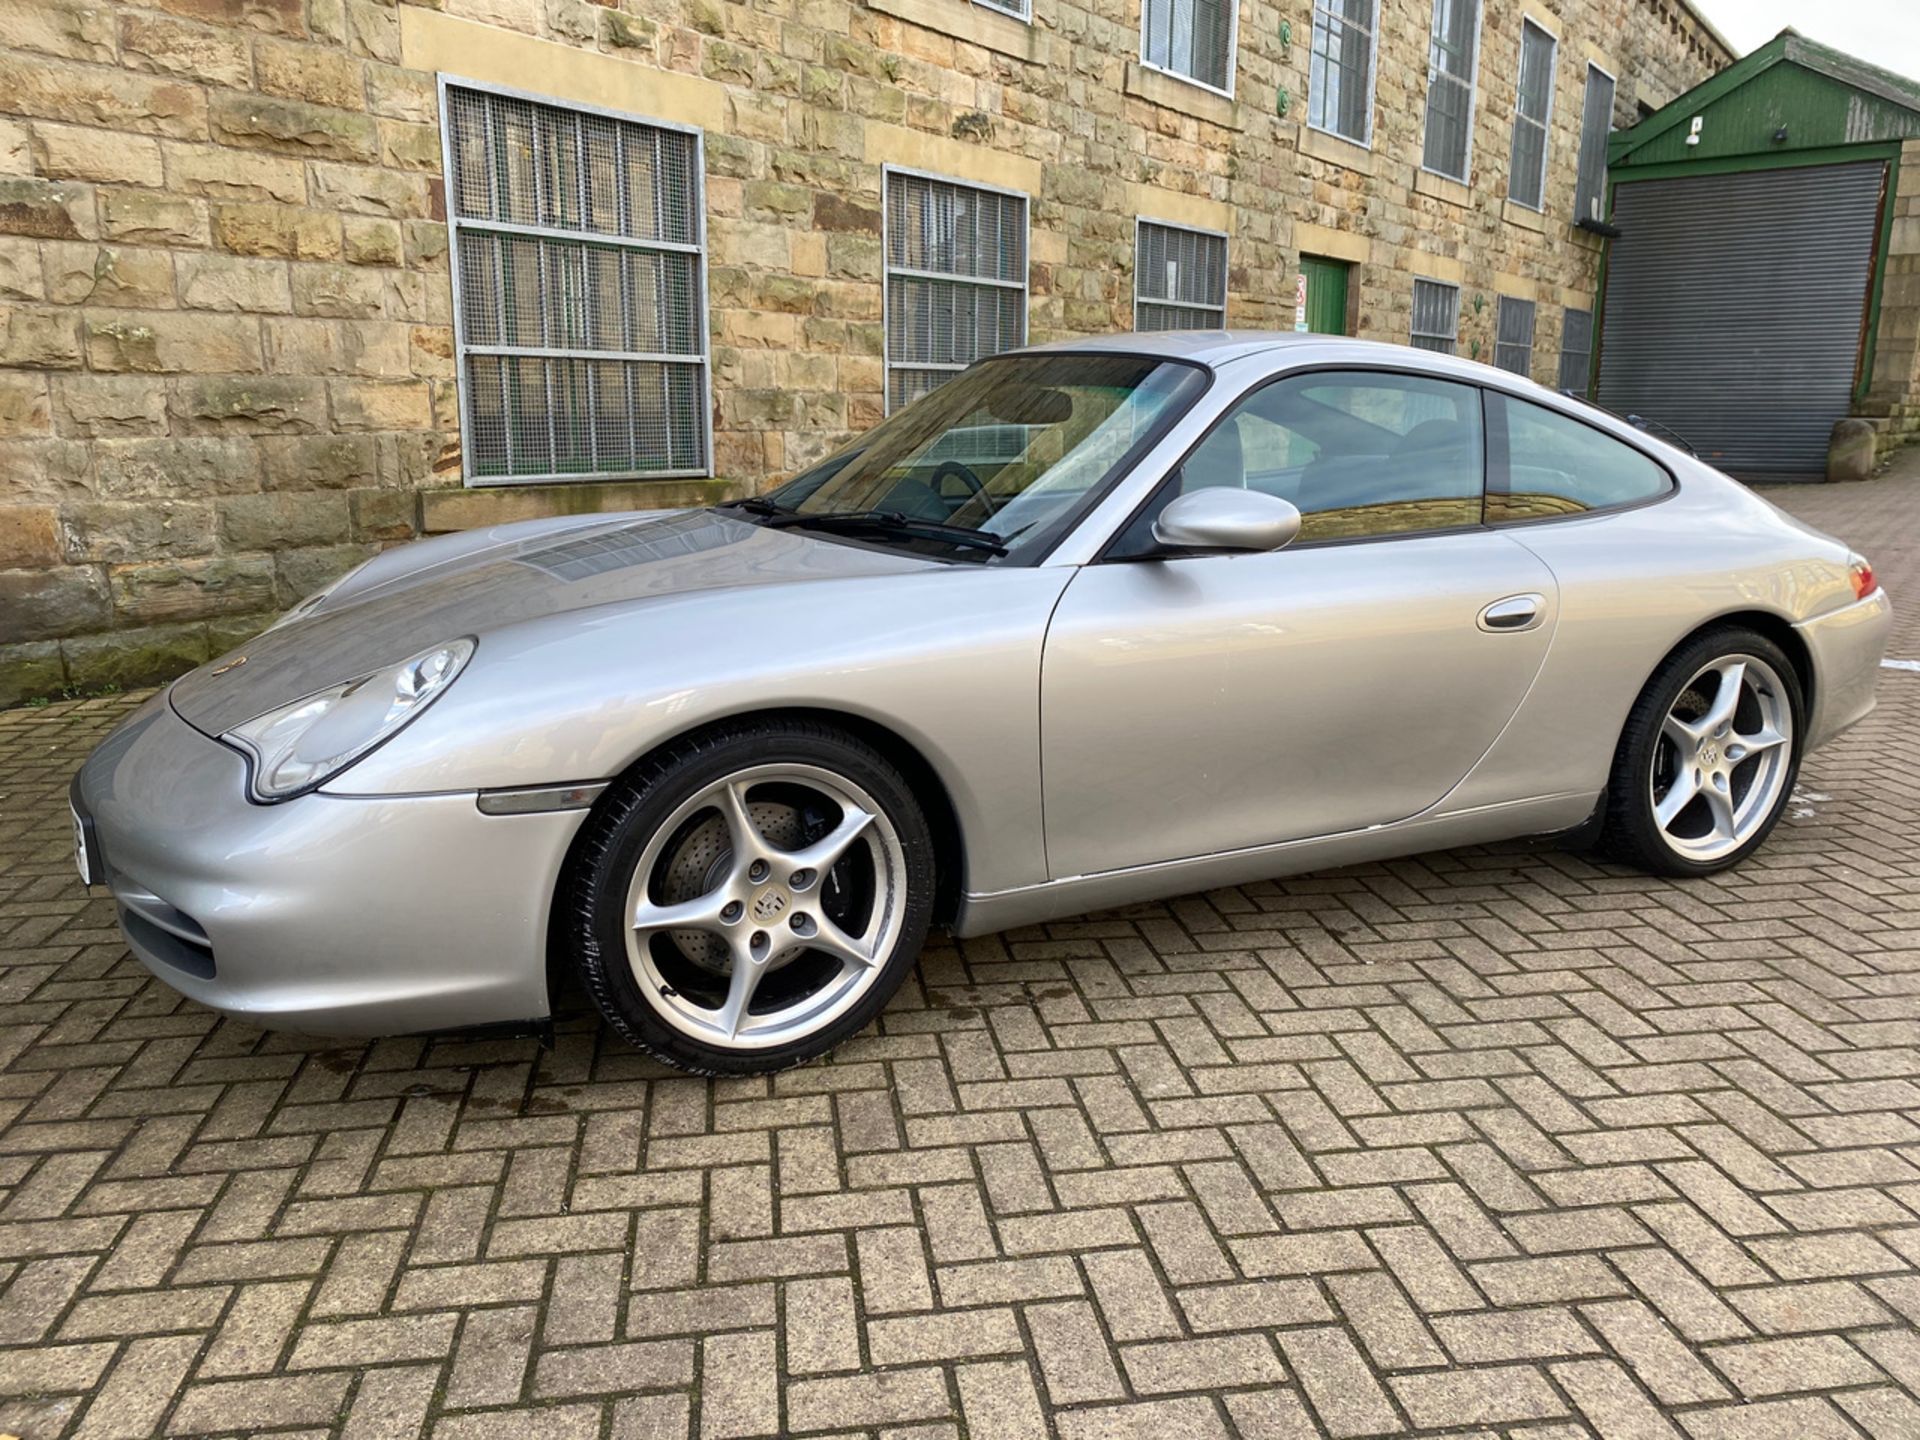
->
[1699,741,1719,767]
[751,888,788,923]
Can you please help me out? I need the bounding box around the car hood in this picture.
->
[170,508,935,737]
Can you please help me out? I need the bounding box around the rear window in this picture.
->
[1491,393,1672,522]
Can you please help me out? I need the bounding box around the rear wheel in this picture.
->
[1601,628,1803,877]
[565,721,935,1074]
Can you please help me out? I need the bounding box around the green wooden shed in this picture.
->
[1597,31,1920,478]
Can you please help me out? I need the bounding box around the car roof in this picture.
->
[1016,329,1558,393]
[1010,329,1708,471]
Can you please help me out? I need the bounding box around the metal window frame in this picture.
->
[1506,15,1558,212]
[880,164,1031,415]
[1306,0,1382,149]
[1494,294,1537,376]
[1409,276,1461,353]
[1138,0,1241,100]
[971,0,1032,22]
[1572,60,1617,224]
[1132,216,1230,331]
[437,73,714,488]
[1418,0,1484,184]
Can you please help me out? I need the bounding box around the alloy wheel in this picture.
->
[1648,653,1794,864]
[622,763,907,1050]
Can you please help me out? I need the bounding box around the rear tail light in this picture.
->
[1849,554,1877,601]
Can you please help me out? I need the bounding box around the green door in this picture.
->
[1299,256,1351,335]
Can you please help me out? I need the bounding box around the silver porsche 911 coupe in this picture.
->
[73,334,1892,1073]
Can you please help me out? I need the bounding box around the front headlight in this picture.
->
[223,638,475,801]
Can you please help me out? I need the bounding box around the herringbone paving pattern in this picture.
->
[2,470,1917,1439]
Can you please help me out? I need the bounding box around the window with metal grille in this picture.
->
[883,169,1028,413]
[442,81,709,485]
[1410,278,1460,354]
[1135,221,1227,331]
[1507,20,1556,210]
[1573,64,1615,225]
[1308,0,1378,145]
[1495,295,1536,376]
[1421,0,1479,180]
[1141,0,1235,94]
[1558,307,1593,392]
[974,0,1030,18]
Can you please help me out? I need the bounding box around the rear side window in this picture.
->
[1161,370,1485,546]
[1490,393,1671,522]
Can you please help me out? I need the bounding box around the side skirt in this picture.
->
[949,791,1599,938]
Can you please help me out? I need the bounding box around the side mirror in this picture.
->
[1151,487,1303,554]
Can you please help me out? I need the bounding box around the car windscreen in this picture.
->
[762,353,1208,560]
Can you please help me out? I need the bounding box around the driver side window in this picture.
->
[1120,370,1487,552]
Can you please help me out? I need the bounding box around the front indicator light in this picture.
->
[1849,554,1877,601]
[223,638,475,801]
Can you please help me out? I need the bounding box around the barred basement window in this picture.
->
[1421,0,1480,181]
[884,169,1028,413]
[1507,19,1557,211]
[1495,295,1537,376]
[1308,0,1378,145]
[1558,307,1594,393]
[1573,64,1616,226]
[441,79,710,485]
[1135,221,1228,331]
[1410,278,1460,354]
[1142,0,1237,95]
[973,0,1030,19]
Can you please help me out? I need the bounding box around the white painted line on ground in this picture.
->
[1883,659,1920,673]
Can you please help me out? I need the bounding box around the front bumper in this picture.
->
[73,692,585,1036]
[1796,587,1894,752]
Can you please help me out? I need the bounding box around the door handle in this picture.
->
[1478,593,1545,633]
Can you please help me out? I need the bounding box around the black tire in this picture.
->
[1600,626,1805,878]
[563,718,935,1075]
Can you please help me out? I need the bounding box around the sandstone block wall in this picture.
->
[0,0,1728,702]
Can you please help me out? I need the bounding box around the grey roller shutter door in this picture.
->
[1598,162,1884,476]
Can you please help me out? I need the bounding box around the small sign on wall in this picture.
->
[1294,273,1309,332]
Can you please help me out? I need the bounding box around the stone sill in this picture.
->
[1298,124,1375,177]
[1413,168,1472,207]
[1503,198,1548,233]
[421,477,741,534]
[1123,62,1243,130]
[869,0,1042,62]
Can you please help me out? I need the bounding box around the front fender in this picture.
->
[326,566,1073,898]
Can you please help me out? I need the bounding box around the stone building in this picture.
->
[0,0,1730,701]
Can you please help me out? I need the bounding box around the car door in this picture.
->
[1040,368,1561,880]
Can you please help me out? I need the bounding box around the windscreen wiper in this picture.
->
[755,508,1009,556]
[717,495,792,518]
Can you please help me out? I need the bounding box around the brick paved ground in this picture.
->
[1,464,1917,1440]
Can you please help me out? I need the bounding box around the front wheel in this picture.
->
[1601,628,1804,877]
[564,721,935,1074]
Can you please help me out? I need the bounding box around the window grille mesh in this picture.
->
[445,83,708,482]
[1135,223,1228,331]
[1508,21,1555,210]
[1558,308,1594,392]
[1495,295,1537,376]
[1574,66,1615,224]
[885,172,1028,412]
[1143,0,1234,93]
[1308,0,1376,144]
[1410,279,1460,354]
[1421,0,1478,179]
[973,0,1030,18]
